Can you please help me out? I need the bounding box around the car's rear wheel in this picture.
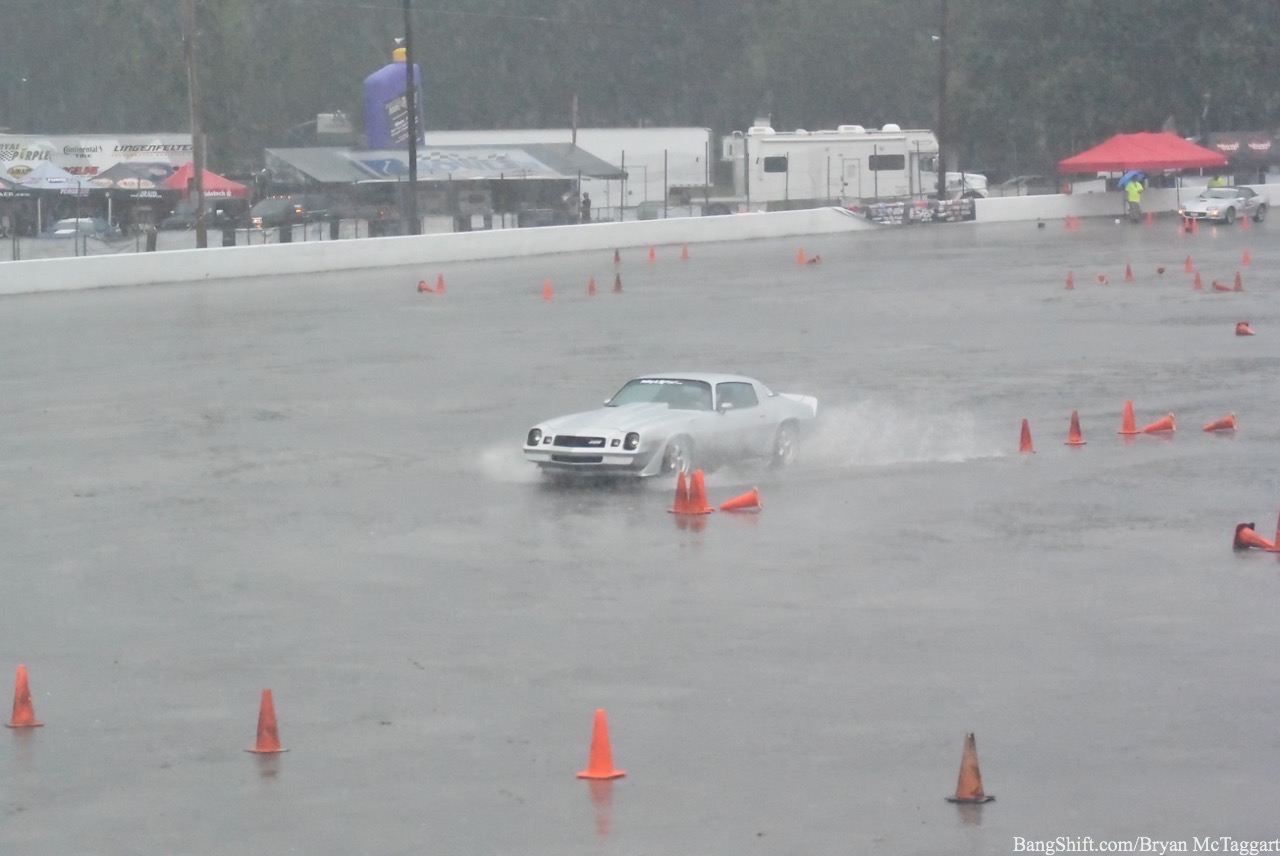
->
[770,422,799,468]
[1254,205,1267,223]
[1224,207,1237,224]
[661,436,694,475]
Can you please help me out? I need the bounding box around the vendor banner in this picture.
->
[0,134,194,181]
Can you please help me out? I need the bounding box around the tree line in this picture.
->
[1,0,1275,178]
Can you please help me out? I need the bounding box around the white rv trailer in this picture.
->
[712,121,942,211]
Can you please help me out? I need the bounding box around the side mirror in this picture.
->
[718,401,734,412]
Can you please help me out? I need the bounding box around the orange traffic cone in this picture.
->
[1065,271,1074,290]
[613,273,622,293]
[1192,218,1200,234]
[1184,255,1194,273]
[680,244,690,261]
[246,689,286,754]
[1144,211,1154,226]
[1234,271,1243,292]
[1156,266,1165,275]
[1242,248,1252,266]
[436,274,445,294]
[667,470,690,514]
[1065,410,1086,445]
[805,254,821,265]
[1019,418,1035,454]
[1241,213,1251,232]
[6,665,42,729]
[1125,263,1134,282]
[945,732,994,804]
[1236,322,1254,336]
[1140,413,1176,434]
[576,709,625,780]
[1203,413,1237,432]
[1096,273,1108,285]
[719,487,761,512]
[417,280,431,293]
[686,469,715,515]
[1212,279,1231,292]
[1118,400,1139,435]
[613,248,621,265]
[1193,271,1203,290]
[542,279,554,301]
[587,276,597,296]
[796,248,806,265]
[647,247,656,263]
[1233,523,1276,552]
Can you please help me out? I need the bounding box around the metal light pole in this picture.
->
[402,0,420,235]
[934,0,950,201]
[183,0,207,248]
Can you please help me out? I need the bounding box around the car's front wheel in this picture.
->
[770,422,799,468]
[1254,205,1267,223]
[661,436,694,475]
[1224,207,1237,224]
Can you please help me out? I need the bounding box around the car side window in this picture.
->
[717,382,759,410]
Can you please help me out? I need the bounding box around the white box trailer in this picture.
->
[709,122,942,212]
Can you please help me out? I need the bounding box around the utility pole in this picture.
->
[183,0,207,248]
[934,0,949,201]
[403,0,420,235]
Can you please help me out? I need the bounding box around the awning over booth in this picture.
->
[264,143,626,185]
[16,161,94,194]
[1058,132,1228,173]
[164,163,249,198]
[0,176,33,198]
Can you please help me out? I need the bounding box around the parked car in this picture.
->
[522,372,819,478]
[37,217,120,239]
[1177,186,1266,224]
[989,175,1060,197]
[248,195,330,229]
[159,198,248,230]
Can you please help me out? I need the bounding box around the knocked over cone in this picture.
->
[1233,523,1275,552]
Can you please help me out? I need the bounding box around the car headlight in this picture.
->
[624,432,640,451]
[527,428,542,446]
[1207,207,1220,215]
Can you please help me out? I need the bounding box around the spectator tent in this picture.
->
[1058,132,1228,173]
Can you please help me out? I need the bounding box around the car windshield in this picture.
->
[607,378,713,411]
[1202,188,1238,199]
[251,199,298,216]
[52,219,96,231]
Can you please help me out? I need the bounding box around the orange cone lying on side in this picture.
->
[1140,413,1176,434]
[719,487,761,512]
[1233,523,1275,552]
[1203,413,1236,432]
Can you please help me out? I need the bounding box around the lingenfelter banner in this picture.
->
[0,134,194,181]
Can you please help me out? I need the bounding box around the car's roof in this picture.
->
[628,372,761,385]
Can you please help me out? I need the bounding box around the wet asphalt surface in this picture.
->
[2,215,1279,854]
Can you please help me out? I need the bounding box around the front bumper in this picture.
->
[523,446,659,476]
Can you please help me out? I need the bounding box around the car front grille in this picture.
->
[553,435,606,448]
[551,454,604,464]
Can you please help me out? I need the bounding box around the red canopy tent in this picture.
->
[1058,132,1228,173]
[164,162,249,198]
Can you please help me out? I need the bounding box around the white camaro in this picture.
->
[523,372,819,478]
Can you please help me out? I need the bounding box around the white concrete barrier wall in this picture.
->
[0,208,876,296]
[975,184,1278,223]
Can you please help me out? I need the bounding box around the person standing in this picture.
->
[580,192,591,224]
[1125,176,1143,222]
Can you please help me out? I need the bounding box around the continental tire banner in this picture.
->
[0,134,194,181]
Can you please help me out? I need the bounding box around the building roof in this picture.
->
[264,143,625,185]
